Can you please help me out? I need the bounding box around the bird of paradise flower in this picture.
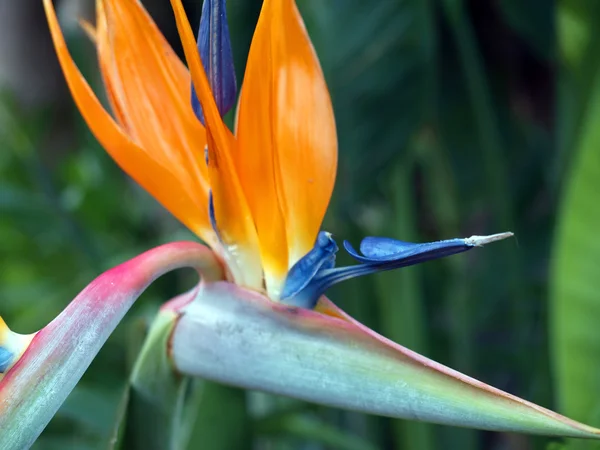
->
[1,0,599,448]
[46,0,511,308]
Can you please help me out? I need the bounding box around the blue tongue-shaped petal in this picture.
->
[346,236,472,264]
[281,232,513,310]
[359,236,464,260]
[192,0,237,124]
[281,232,338,302]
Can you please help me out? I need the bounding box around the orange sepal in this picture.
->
[239,0,338,267]
[236,2,289,298]
[43,0,217,247]
[170,0,263,290]
[99,0,212,214]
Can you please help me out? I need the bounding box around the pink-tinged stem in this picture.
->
[0,241,223,449]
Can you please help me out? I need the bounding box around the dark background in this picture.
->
[1,0,599,449]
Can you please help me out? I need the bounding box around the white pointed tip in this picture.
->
[464,232,514,247]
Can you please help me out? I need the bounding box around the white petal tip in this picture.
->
[464,232,514,247]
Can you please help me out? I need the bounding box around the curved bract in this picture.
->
[0,242,223,450]
[171,282,600,439]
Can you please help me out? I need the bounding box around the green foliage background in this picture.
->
[1,0,599,449]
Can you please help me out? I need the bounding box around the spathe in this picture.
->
[172,282,600,438]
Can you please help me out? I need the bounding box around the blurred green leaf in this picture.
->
[557,0,600,180]
[497,0,554,59]
[419,131,478,450]
[551,8,600,450]
[186,382,251,450]
[548,443,569,450]
[257,412,378,450]
[32,437,97,450]
[124,310,203,450]
[441,0,512,231]
[550,40,600,450]
[105,383,131,450]
[103,319,149,450]
[303,0,435,199]
[0,184,54,220]
[59,385,120,436]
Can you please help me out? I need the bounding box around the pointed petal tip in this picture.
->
[465,232,514,247]
[192,0,237,122]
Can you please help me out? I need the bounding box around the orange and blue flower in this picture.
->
[6,2,600,448]
[44,0,511,310]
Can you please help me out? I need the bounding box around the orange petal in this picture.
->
[235,4,289,298]
[170,0,263,291]
[43,0,217,247]
[100,0,209,198]
[238,0,338,268]
[94,1,130,130]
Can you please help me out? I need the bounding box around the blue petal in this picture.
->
[284,233,513,310]
[345,236,470,264]
[0,347,13,373]
[208,190,223,243]
[280,232,338,306]
[192,0,237,124]
[359,236,415,259]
